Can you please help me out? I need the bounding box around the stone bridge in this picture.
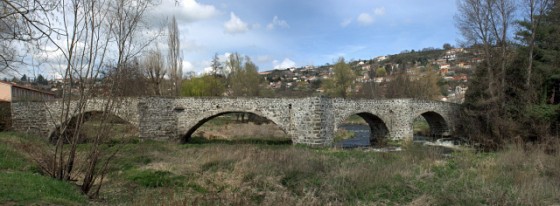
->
[11,97,460,146]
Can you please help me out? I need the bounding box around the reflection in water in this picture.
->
[336,124,371,148]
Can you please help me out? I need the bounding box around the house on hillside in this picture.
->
[439,64,450,76]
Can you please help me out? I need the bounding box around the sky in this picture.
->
[152,0,460,74]
[3,0,460,79]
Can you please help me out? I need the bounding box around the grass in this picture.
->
[0,172,86,205]
[0,132,87,205]
[1,130,560,205]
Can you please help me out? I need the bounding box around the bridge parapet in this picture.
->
[11,97,460,146]
[11,98,139,138]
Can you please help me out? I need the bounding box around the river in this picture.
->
[335,124,372,148]
[336,124,439,149]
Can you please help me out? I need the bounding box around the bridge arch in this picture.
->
[335,112,390,145]
[180,110,289,143]
[48,110,138,142]
[413,111,450,138]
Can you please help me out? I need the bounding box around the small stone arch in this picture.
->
[414,111,450,137]
[336,112,390,145]
[48,110,137,142]
[181,110,289,143]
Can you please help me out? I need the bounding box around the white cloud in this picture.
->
[374,7,386,16]
[203,66,213,74]
[266,16,289,30]
[150,0,217,23]
[224,12,249,34]
[340,18,352,27]
[273,58,296,69]
[352,7,385,27]
[182,60,194,72]
[357,13,374,25]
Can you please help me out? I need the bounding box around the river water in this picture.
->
[336,124,462,153]
[335,124,372,148]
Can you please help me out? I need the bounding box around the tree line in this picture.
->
[456,0,560,149]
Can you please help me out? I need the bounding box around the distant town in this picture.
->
[1,46,474,104]
[260,46,471,103]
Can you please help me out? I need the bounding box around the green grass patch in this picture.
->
[0,132,87,205]
[0,142,34,171]
[0,172,87,205]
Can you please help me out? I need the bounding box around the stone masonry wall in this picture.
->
[11,101,48,137]
[138,97,177,140]
[330,98,459,142]
[12,97,459,146]
[172,97,329,145]
[12,98,139,139]
[0,102,12,131]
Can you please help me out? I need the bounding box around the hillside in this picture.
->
[260,47,472,102]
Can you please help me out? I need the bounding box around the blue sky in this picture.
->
[158,0,460,74]
[3,0,460,79]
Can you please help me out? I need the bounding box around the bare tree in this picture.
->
[0,0,58,73]
[210,53,223,76]
[144,48,166,95]
[455,0,516,99]
[109,0,157,70]
[521,0,552,87]
[11,0,159,198]
[456,0,497,98]
[168,16,182,96]
[456,0,520,148]
[46,0,113,198]
[490,0,516,97]
[104,58,149,97]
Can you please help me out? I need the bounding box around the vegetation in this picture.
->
[227,53,262,97]
[457,0,560,149]
[385,69,442,99]
[181,75,226,97]
[0,132,87,205]
[3,0,560,203]
[2,131,560,205]
[322,57,356,98]
[413,117,431,136]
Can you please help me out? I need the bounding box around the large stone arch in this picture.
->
[48,109,138,142]
[178,109,290,143]
[412,110,451,137]
[334,111,390,145]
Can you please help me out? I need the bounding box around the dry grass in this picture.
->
[195,122,289,140]
[92,141,560,205]
[3,131,560,205]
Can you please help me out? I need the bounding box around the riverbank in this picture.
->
[1,132,559,205]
